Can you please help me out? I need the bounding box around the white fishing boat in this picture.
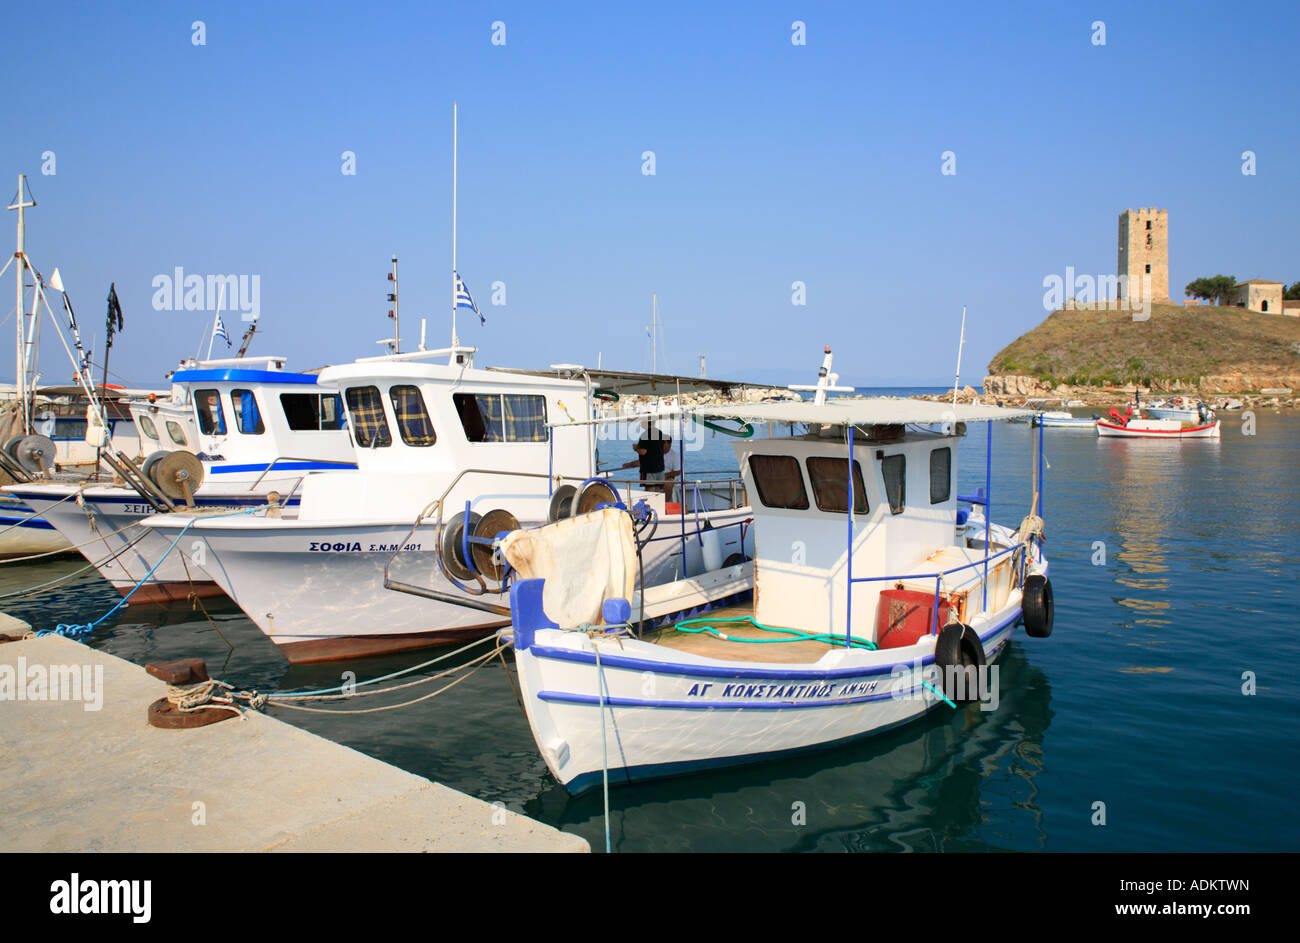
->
[503,396,1053,795]
[4,358,357,602]
[1032,412,1096,430]
[142,346,755,660]
[1140,396,1210,422]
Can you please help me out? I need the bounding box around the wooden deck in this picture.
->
[646,604,840,664]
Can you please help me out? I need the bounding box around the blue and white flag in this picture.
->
[213,313,231,347]
[454,270,484,325]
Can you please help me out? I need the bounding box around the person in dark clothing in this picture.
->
[634,422,668,487]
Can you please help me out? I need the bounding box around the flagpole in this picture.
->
[205,283,227,361]
[451,101,458,350]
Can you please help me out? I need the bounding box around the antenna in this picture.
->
[788,346,852,405]
[698,352,707,378]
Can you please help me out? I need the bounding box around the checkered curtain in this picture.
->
[389,385,436,446]
[501,395,547,442]
[345,386,392,448]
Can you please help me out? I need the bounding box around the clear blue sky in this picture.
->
[3,0,1297,389]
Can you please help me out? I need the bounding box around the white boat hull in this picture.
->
[147,507,754,661]
[512,586,1029,795]
[1096,419,1220,439]
[510,535,1046,795]
[4,482,306,603]
[0,497,72,558]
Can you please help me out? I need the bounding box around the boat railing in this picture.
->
[845,540,1029,648]
[246,456,359,492]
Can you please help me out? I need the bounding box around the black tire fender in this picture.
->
[934,623,987,703]
[1023,574,1054,638]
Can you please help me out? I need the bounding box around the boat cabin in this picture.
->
[714,399,1038,646]
[134,356,356,482]
[296,347,596,521]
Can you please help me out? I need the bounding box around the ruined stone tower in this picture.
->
[1117,208,1171,303]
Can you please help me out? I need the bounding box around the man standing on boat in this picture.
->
[634,421,668,489]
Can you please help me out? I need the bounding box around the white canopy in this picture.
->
[551,397,1035,428]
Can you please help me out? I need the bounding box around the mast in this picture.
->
[451,101,458,351]
[651,292,657,374]
[387,255,400,353]
[9,174,36,435]
[952,304,967,408]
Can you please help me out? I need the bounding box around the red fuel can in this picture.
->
[875,588,951,650]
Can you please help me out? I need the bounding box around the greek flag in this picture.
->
[454,270,484,325]
[213,313,231,347]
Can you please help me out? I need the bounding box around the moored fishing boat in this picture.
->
[141,346,755,661]
[1096,407,1220,439]
[503,396,1054,794]
[4,357,357,602]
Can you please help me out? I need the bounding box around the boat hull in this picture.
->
[1096,419,1220,438]
[147,508,754,662]
[0,497,72,558]
[3,484,302,599]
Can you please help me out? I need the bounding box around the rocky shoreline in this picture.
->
[973,374,1298,411]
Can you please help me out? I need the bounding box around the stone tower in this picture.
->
[1117,208,1171,303]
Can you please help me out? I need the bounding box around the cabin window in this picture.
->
[230,389,265,435]
[749,454,809,510]
[806,456,867,514]
[453,393,547,443]
[194,389,226,435]
[138,415,159,440]
[929,447,951,504]
[880,454,906,514]
[281,393,346,431]
[344,386,392,448]
[165,421,189,446]
[389,385,436,447]
[51,419,88,441]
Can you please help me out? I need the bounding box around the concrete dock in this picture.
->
[0,634,588,852]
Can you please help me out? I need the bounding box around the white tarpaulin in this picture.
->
[500,508,637,628]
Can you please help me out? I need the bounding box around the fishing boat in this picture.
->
[1096,406,1220,439]
[141,346,755,660]
[4,357,357,602]
[503,396,1054,794]
[1032,412,1097,430]
[1140,396,1209,422]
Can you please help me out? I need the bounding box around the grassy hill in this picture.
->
[987,304,1300,388]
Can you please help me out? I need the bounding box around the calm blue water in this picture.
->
[5,403,1298,852]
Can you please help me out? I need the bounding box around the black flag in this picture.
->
[105,282,124,350]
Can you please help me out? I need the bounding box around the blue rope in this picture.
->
[39,506,265,639]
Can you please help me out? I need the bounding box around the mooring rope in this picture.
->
[38,506,266,638]
[267,646,503,715]
[0,516,146,565]
[0,526,152,601]
[0,488,79,541]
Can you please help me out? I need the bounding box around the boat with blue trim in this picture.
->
[4,356,356,602]
[503,396,1054,794]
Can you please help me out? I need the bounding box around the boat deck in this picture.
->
[645,604,842,664]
